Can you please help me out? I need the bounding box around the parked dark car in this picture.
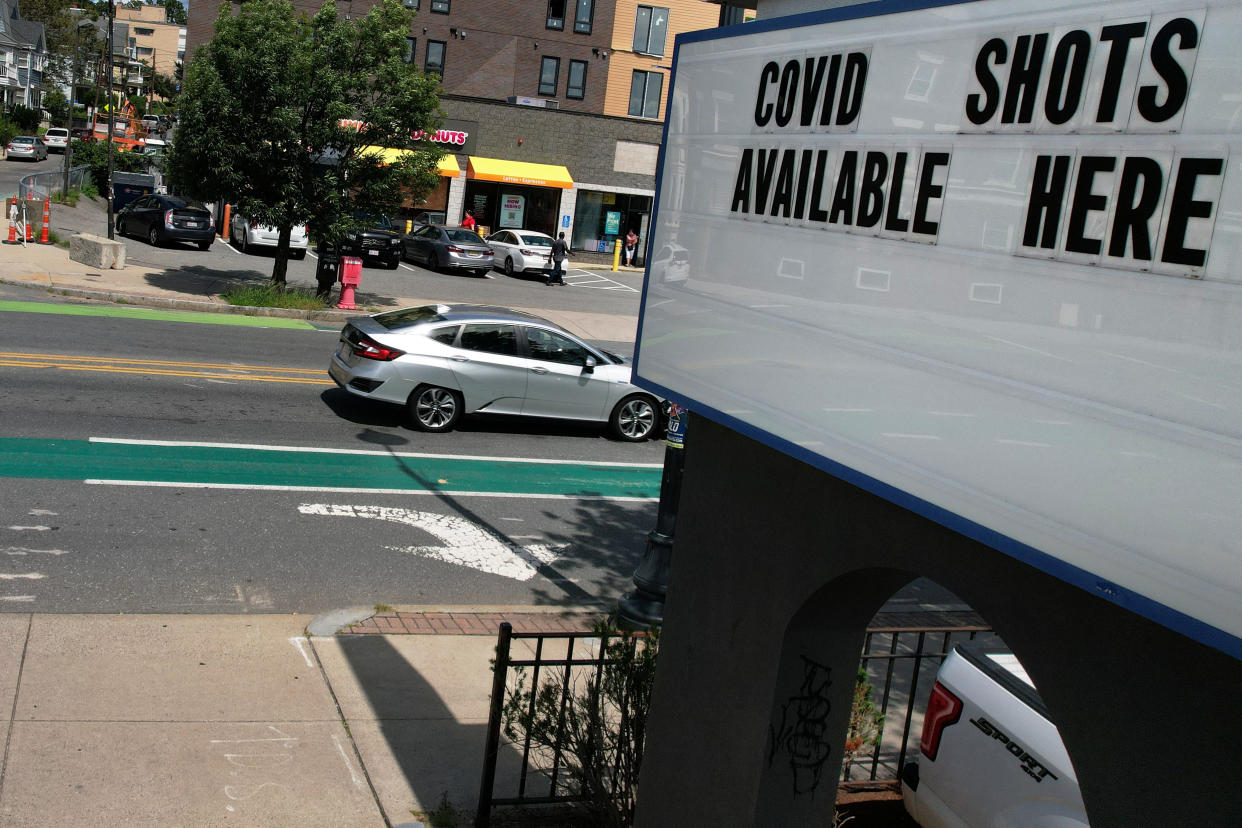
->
[115,194,215,250]
[401,224,494,276]
[340,214,402,268]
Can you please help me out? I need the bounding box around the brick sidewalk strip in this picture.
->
[344,611,609,635]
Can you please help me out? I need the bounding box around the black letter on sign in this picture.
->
[857,151,888,229]
[818,54,842,127]
[1108,156,1164,260]
[912,152,950,236]
[1138,17,1198,123]
[1097,22,1147,123]
[1003,33,1049,124]
[770,149,797,218]
[808,150,830,223]
[884,152,910,233]
[837,52,868,125]
[775,60,800,128]
[1065,156,1117,256]
[830,151,858,225]
[966,38,1006,125]
[1162,157,1223,268]
[732,148,754,214]
[755,62,779,126]
[753,149,781,216]
[800,56,827,127]
[1023,155,1071,249]
[1045,30,1091,125]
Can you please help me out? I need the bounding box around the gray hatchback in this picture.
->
[401,224,494,276]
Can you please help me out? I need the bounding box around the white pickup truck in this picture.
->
[901,642,1089,827]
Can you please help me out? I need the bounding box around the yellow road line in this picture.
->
[0,359,334,385]
[0,352,326,374]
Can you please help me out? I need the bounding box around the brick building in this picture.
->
[186,0,741,255]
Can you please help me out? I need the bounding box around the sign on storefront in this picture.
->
[605,211,622,235]
[500,194,525,228]
[635,0,1242,658]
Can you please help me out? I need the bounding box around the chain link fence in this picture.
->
[16,165,91,200]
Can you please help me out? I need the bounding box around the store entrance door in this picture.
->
[626,210,650,267]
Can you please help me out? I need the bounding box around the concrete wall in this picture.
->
[636,415,1242,826]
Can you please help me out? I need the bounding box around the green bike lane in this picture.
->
[0,437,663,500]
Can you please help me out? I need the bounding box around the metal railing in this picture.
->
[17,165,91,200]
[476,615,1000,823]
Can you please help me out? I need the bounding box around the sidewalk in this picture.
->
[0,608,602,827]
[0,211,641,343]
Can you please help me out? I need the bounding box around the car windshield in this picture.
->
[12,137,33,144]
[353,213,394,231]
[164,197,202,210]
[445,229,483,243]
[519,236,553,248]
[372,305,447,331]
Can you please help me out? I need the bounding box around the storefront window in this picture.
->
[570,191,652,262]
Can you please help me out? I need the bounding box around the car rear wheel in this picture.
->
[408,385,463,432]
[504,257,515,276]
[293,249,306,260]
[198,239,211,251]
[610,395,660,442]
[148,226,160,247]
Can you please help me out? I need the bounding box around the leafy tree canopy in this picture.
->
[170,0,443,284]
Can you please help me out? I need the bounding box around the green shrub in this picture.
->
[68,139,150,193]
[221,284,329,310]
[7,105,40,133]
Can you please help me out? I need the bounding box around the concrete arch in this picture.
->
[637,417,1242,826]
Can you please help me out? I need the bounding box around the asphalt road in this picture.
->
[0,295,664,614]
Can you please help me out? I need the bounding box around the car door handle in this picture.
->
[451,356,470,362]
[530,367,549,374]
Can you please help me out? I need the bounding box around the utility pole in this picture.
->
[106,1,116,240]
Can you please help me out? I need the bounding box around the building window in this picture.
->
[567,59,586,99]
[402,0,419,8]
[136,46,153,56]
[403,37,416,64]
[573,0,594,34]
[538,56,560,97]
[546,0,565,30]
[633,6,669,56]
[628,70,663,118]
[430,0,450,12]
[425,40,445,78]
[135,27,154,36]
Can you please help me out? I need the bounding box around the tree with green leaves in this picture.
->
[160,0,187,26]
[170,0,443,286]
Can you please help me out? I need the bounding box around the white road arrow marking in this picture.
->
[0,573,45,580]
[27,509,57,516]
[297,503,566,582]
[6,526,50,532]
[2,547,70,556]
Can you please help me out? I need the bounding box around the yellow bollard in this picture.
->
[405,219,412,234]
[612,238,621,271]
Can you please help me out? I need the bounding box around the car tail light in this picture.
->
[164,209,175,228]
[919,681,963,761]
[350,334,405,361]
[520,248,537,255]
[446,245,463,254]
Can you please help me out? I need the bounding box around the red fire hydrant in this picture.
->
[338,256,362,310]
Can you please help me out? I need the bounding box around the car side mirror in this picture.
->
[583,355,597,374]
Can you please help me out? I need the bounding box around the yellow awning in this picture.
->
[360,146,459,176]
[467,156,573,189]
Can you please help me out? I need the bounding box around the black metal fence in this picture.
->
[476,616,998,824]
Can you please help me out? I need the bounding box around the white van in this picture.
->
[43,128,69,153]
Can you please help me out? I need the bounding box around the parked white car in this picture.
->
[485,229,568,276]
[43,128,70,153]
[229,215,309,258]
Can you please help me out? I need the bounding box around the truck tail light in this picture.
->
[919,681,963,761]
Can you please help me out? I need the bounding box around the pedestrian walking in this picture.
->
[624,228,639,266]
[547,232,569,285]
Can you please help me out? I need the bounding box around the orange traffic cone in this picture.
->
[38,197,50,244]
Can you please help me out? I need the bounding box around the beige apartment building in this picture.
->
[115,4,184,94]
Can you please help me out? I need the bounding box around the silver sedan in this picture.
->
[6,136,48,161]
[328,304,662,441]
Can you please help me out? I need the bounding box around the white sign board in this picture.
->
[500,194,526,228]
[635,0,1242,658]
